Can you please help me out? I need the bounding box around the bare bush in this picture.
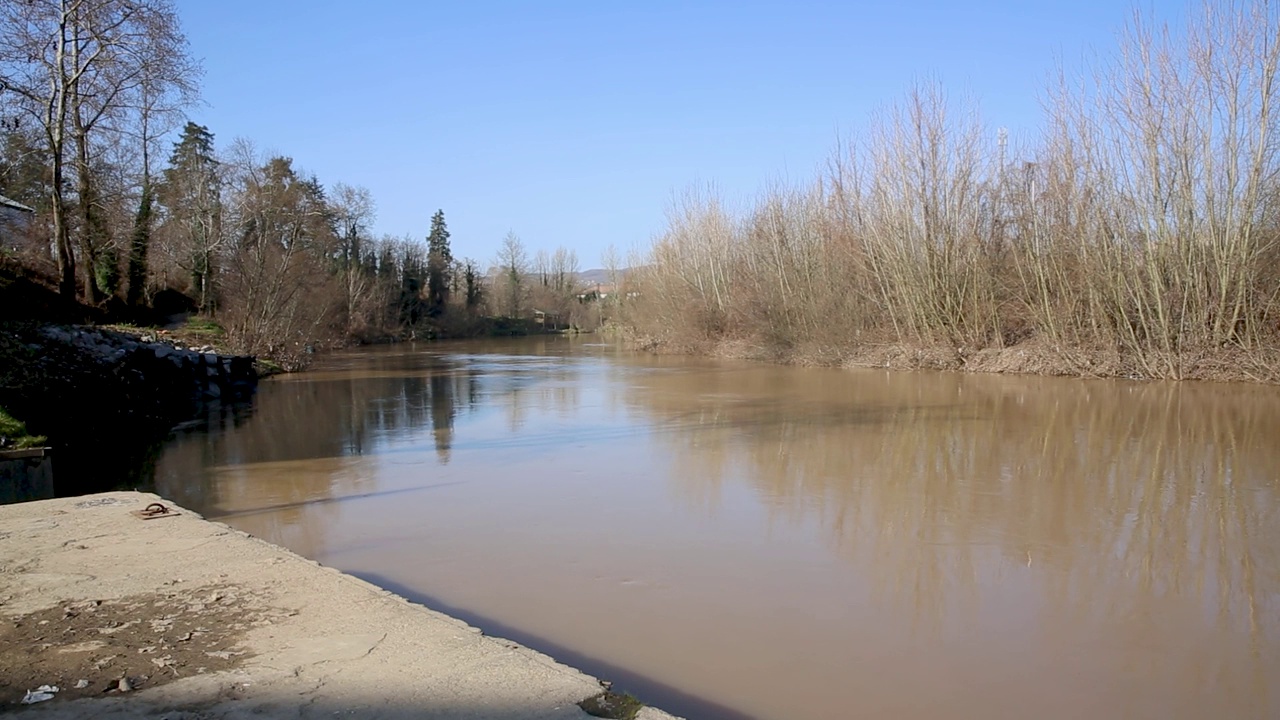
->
[217,144,340,367]
[627,1,1280,382]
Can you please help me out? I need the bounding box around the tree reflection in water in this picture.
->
[150,341,1280,720]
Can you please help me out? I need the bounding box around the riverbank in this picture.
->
[628,331,1280,384]
[0,322,259,498]
[0,492,680,720]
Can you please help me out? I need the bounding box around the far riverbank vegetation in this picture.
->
[5,1,1279,385]
[624,1,1280,383]
[0,1,611,374]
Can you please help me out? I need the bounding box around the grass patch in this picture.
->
[0,405,46,449]
[181,317,226,338]
[254,358,285,377]
[578,691,644,720]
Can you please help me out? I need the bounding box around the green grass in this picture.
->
[578,692,644,720]
[181,317,226,338]
[254,358,285,377]
[0,406,46,450]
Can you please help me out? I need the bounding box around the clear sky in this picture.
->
[175,0,1182,268]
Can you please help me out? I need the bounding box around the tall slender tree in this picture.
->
[496,231,528,318]
[329,183,376,333]
[426,209,451,316]
[124,184,152,306]
[125,50,198,308]
[157,121,220,310]
[460,258,483,311]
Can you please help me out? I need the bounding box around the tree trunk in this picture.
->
[74,123,103,305]
[51,1,75,298]
[126,183,152,307]
[51,160,76,298]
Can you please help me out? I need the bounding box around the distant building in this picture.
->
[576,282,638,303]
[0,193,35,217]
[0,194,36,253]
[577,283,616,302]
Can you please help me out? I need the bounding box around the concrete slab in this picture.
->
[0,492,681,720]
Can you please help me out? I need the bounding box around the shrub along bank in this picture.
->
[624,3,1280,384]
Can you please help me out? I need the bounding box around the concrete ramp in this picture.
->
[0,492,680,720]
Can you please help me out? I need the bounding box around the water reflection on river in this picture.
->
[152,337,1280,720]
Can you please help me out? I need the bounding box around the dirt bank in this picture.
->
[0,492,679,720]
[632,332,1280,384]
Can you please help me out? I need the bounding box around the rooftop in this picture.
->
[0,194,35,213]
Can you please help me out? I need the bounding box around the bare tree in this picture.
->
[0,0,196,300]
[1,0,82,296]
[531,248,549,288]
[219,140,338,363]
[495,230,528,318]
[599,243,623,322]
[157,120,221,310]
[124,26,199,306]
[550,246,579,293]
[329,182,376,334]
[601,243,622,290]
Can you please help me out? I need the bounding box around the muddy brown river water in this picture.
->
[152,337,1280,720]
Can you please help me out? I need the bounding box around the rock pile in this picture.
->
[34,326,256,403]
[0,323,260,495]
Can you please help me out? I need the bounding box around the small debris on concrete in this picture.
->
[72,498,135,509]
[0,584,274,707]
[20,684,59,704]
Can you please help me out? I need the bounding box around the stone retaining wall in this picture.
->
[0,448,53,504]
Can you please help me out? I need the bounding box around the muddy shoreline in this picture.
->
[631,332,1280,384]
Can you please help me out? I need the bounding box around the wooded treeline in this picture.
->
[627,1,1280,382]
[0,0,598,368]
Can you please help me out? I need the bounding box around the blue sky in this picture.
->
[176,0,1177,268]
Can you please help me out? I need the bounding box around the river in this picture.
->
[151,336,1280,720]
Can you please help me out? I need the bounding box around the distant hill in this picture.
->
[577,267,645,284]
[577,268,613,285]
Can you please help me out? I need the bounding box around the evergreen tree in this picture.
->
[159,122,221,311]
[125,184,154,307]
[426,209,452,316]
